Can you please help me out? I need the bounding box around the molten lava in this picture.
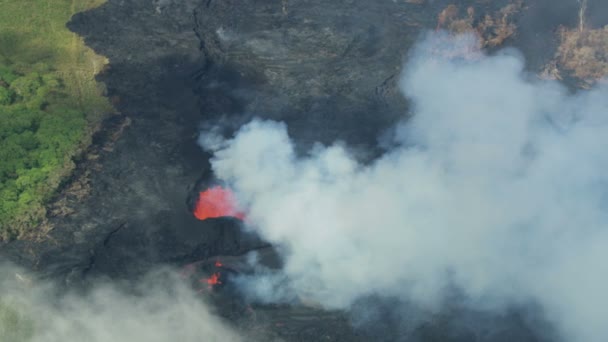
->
[193,186,245,220]
[205,273,221,288]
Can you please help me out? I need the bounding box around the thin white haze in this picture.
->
[0,264,242,342]
[201,33,608,341]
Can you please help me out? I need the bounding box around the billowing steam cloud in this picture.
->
[201,33,608,341]
[0,264,242,342]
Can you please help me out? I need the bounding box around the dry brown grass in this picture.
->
[553,26,608,83]
[436,1,523,48]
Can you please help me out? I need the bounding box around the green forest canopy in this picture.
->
[0,0,111,240]
[0,63,86,239]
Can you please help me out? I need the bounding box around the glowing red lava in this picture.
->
[193,186,245,221]
[196,259,225,290]
[205,273,222,288]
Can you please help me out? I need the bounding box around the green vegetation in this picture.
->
[0,0,112,240]
[0,300,34,342]
[0,63,87,238]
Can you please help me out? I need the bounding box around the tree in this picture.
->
[0,86,13,105]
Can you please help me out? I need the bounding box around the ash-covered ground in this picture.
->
[1,0,607,341]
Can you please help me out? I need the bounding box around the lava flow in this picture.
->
[201,260,225,290]
[193,186,245,220]
[205,273,221,287]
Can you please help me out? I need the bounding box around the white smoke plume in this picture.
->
[201,32,608,341]
[0,263,242,342]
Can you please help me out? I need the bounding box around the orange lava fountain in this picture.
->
[193,186,245,220]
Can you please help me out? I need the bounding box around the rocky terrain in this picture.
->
[2,0,606,340]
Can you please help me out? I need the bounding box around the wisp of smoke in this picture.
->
[0,263,242,342]
[201,32,608,341]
